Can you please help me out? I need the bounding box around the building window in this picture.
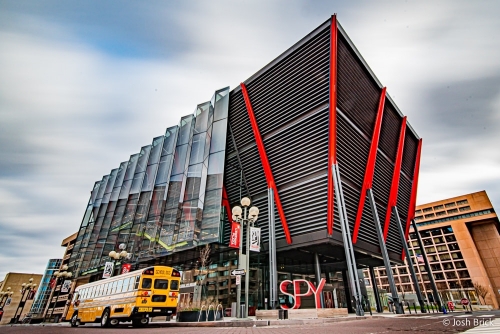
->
[433,236,444,244]
[442,227,453,234]
[423,207,433,213]
[415,216,423,221]
[445,235,457,242]
[448,243,460,251]
[435,211,446,217]
[425,213,435,219]
[442,262,454,270]
[431,264,441,271]
[445,202,456,208]
[431,228,442,236]
[456,199,468,206]
[454,261,466,269]
[433,205,444,210]
[415,210,422,214]
[447,208,458,214]
[457,271,470,279]
[459,206,471,212]
[436,245,448,252]
[451,252,463,259]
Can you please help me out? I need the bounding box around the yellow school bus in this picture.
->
[66,266,180,327]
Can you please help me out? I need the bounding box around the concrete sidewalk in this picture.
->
[6,309,465,328]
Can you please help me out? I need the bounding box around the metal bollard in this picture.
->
[413,302,417,314]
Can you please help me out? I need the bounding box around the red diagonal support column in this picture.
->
[383,116,407,240]
[327,14,338,236]
[402,138,422,260]
[352,87,386,243]
[240,83,292,244]
[222,186,234,225]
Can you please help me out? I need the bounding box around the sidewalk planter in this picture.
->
[176,310,223,322]
[176,311,200,322]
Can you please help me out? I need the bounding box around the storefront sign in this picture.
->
[103,261,114,279]
[61,280,72,293]
[121,263,132,274]
[250,227,261,252]
[229,222,240,249]
[279,278,326,309]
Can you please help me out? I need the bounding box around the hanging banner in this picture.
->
[5,297,12,306]
[103,261,114,279]
[229,222,240,249]
[121,263,132,274]
[61,280,72,293]
[250,226,261,252]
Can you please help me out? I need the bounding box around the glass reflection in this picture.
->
[210,119,227,153]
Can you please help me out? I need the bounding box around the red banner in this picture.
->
[121,263,132,274]
[229,222,240,249]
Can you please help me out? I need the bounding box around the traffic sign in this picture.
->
[460,298,469,306]
[236,275,241,285]
[231,269,246,276]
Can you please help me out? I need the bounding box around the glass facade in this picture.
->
[70,87,230,277]
[30,259,62,317]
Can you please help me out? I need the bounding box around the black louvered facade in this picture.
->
[222,18,420,268]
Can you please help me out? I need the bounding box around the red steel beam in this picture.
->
[327,14,338,235]
[222,186,234,225]
[352,87,386,243]
[240,83,292,244]
[383,116,407,240]
[402,138,422,260]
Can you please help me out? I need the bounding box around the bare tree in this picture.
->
[197,244,211,305]
[473,282,489,305]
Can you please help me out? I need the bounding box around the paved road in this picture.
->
[1,312,497,334]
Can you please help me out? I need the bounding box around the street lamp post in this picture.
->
[108,243,129,277]
[0,287,13,308]
[232,197,259,318]
[11,278,37,324]
[46,265,72,322]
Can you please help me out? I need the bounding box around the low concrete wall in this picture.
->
[255,310,280,320]
[256,308,349,320]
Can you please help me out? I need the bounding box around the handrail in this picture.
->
[198,305,207,322]
[216,303,224,321]
[207,304,215,322]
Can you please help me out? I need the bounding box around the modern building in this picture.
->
[367,191,500,309]
[29,259,62,321]
[32,233,78,322]
[68,15,423,313]
[0,273,42,325]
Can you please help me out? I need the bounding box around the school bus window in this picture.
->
[142,278,152,289]
[154,279,168,289]
[111,281,118,294]
[129,278,135,291]
[170,280,179,290]
[117,279,123,292]
[152,295,166,302]
[123,278,130,292]
[134,276,140,289]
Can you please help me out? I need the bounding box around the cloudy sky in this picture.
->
[1,0,499,280]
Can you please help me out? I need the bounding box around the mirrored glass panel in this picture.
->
[149,136,164,165]
[210,119,227,154]
[162,126,178,156]
[177,116,193,145]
